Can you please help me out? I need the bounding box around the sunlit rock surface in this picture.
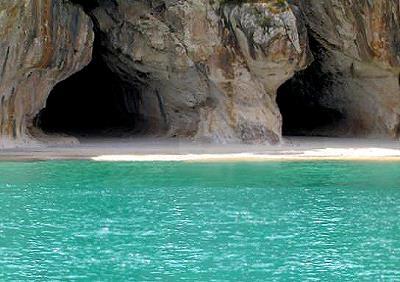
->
[0,0,399,147]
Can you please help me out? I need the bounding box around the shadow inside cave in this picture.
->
[276,38,345,138]
[34,56,144,138]
[276,66,344,137]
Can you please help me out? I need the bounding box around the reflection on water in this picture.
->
[0,161,399,280]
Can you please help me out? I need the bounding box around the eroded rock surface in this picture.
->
[0,0,93,147]
[2,0,398,147]
[297,0,400,138]
[89,0,310,143]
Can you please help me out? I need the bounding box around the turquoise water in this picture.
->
[0,161,400,281]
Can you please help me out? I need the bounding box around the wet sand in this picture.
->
[1,136,400,162]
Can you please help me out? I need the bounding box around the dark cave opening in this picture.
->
[276,39,344,137]
[35,0,151,139]
[35,56,143,138]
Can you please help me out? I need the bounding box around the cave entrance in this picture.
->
[276,65,344,137]
[276,40,344,137]
[35,56,144,138]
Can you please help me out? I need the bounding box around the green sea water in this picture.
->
[0,161,400,281]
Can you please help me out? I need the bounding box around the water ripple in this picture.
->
[0,161,399,280]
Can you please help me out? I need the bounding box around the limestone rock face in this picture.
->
[90,0,310,143]
[298,0,400,137]
[0,0,93,147]
[4,0,397,147]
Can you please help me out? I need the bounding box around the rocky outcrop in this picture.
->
[89,0,310,143]
[0,0,93,147]
[296,0,400,138]
[1,0,398,147]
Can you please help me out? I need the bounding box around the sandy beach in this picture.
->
[1,136,400,162]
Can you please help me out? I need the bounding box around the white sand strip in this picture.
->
[2,137,400,161]
[91,148,400,162]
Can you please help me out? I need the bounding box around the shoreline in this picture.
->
[1,137,400,162]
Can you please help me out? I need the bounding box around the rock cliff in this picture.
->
[0,0,93,147]
[88,0,309,143]
[0,0,399,147]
